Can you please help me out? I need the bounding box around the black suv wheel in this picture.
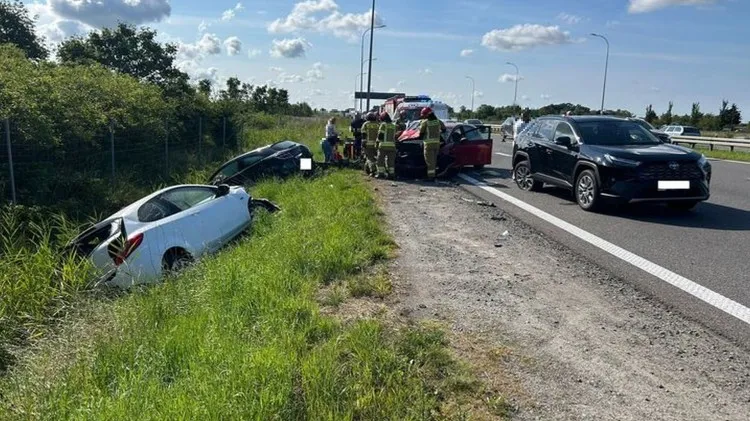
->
[514,160,543,191]
[575,169,601,211]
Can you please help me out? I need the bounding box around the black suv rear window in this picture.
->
[683,127,700,136]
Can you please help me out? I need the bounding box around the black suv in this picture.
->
[512,115,712,211]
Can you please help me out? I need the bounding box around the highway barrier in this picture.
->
[670,135,750,151]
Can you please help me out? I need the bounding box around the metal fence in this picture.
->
[0,115,243,206]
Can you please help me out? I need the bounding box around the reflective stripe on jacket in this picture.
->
[378,122,396,146]
[420,119,441,144]
[363,121,380,142]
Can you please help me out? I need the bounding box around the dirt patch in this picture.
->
[377,178,750,420]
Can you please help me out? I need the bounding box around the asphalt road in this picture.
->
[457,139,750,345]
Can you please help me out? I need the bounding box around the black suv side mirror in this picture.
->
[555,136,572,147]
[217,184,231,197]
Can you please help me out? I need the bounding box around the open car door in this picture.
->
[447,125,493,167]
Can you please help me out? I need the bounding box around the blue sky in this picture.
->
[24,0,750,119]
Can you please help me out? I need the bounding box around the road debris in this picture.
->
[491,214,507,221]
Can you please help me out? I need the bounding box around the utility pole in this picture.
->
[591,33,610,114]
[365,0,376,113]
[465,76,475,115]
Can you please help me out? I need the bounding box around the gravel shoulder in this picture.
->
[376,178,750,420]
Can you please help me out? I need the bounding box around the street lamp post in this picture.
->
[358,59,377,112]
[355,72,368,111]
[365,0,377,113]
[591,33,609,115]
[360,22,385,112]
[506,62,519,108]
[465,76,475,116]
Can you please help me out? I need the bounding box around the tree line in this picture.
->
[0,0,316,211]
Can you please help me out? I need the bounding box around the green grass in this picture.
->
[692,145,750,162]
[0,116,332,372]
[0,172,477,420]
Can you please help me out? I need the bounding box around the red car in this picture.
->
[395,121,493,177]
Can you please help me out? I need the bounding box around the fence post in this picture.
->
[4,118,16,205]
[165,119,169,176]
[109,119,115,182]
[222,116,227,148]
[198,116,203,160]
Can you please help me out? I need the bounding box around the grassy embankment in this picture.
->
[1,117,512,419]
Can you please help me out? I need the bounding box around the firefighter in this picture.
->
[361,112,380,176]
[350,112,365,159]
[419,107,442,181]
[375,112,397,179]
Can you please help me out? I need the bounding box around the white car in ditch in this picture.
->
[66,184,277,288]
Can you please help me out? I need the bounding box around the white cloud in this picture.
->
[309,88,327,96]
[176,60,219,82]
[499,73,524,83]
[397,80,406,87]
[419,68,433,74]
[270,37,310,58]
[460,49,474,57]
[628,0,717,13]
[177,33,222,60]
[522,95,530,101]
[606,20,621,27]
[481,24,574,51]
[650,86,661,92]
[278,72,304,83]
[222,2,245,21]
[223,36,242,56]
[556,12,583,25]
[198,20,209,32]
[268,0,383,42]
[306,62,325,81]
[44,0,171,28]
[248,48,262,58]
[269,66,285,72]
[540,94,552,100]
[388,88,397,93]
[474,90,485,98]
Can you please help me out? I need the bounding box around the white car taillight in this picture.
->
[113,233,144,266]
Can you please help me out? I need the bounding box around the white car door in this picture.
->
[156,186,227,255]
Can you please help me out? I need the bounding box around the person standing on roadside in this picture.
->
[419,107,442,181]
[350,112,365,159]
[375,112,397,179]
[361,112,380,176]
[513,110,531,145]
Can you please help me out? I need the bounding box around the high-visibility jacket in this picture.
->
[420,119,441,144]
[378,122,396,146]
[362,121,380,143]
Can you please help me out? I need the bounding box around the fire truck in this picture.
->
[382,94,450,123]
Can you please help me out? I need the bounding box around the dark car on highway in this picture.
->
[209,140,314,186]
[512,115,712,211]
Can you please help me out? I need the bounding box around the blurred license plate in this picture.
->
[658,181,690,190]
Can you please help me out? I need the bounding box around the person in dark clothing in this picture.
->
[350,112,365,158]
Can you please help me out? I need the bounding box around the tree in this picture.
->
[690,102,702,126]
[645,105,657,124]
[719,99,730,128]
[58,23,188,92]
[0,0,48,60]
[660,101,674,124]
[727,103,741,128]
[198,79,212,97]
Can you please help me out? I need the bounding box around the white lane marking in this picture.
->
[458,173,750,326]
[495,152,512,157]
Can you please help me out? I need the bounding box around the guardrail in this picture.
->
[670,135,750,151]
